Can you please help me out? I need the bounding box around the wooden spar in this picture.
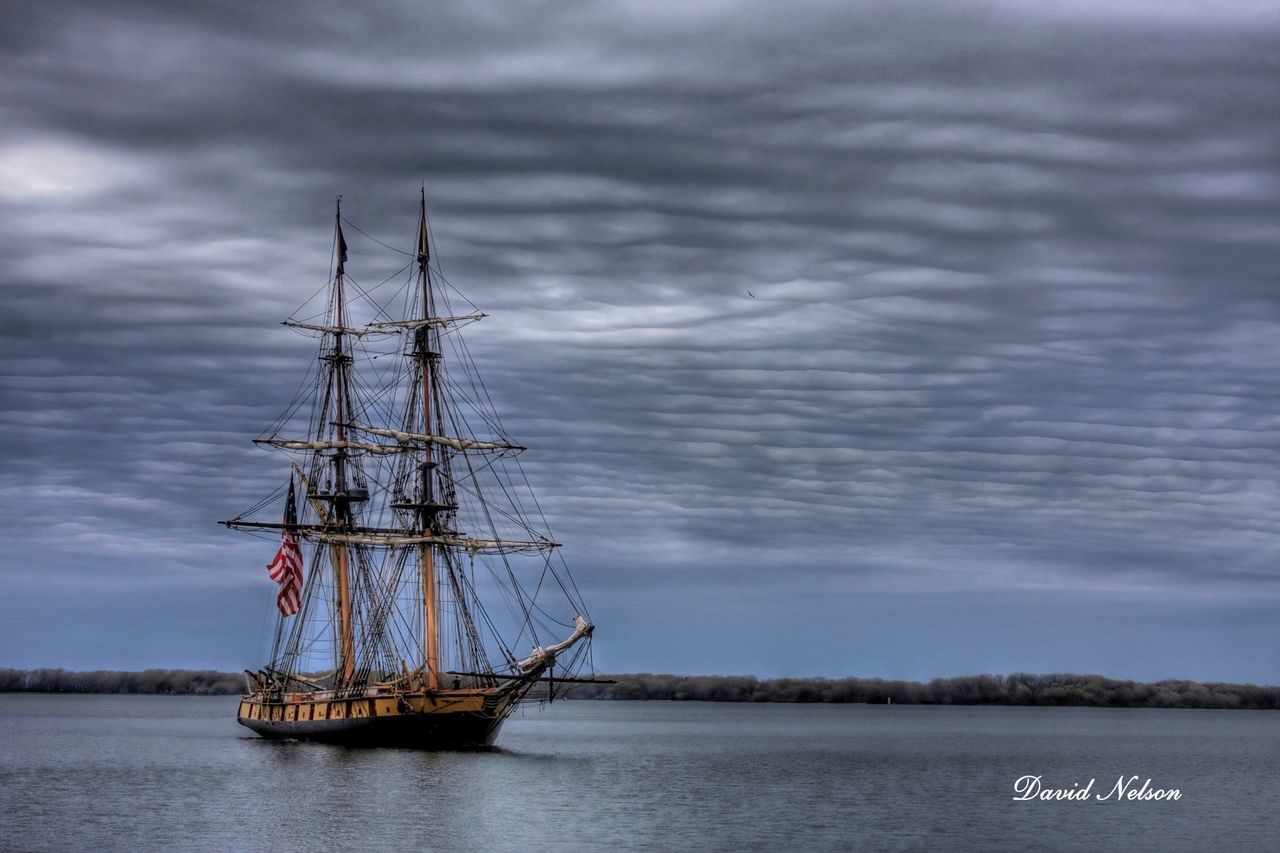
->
[418,189,440,691]
[421,548,438,690]
[331,545,355,682]
[331,199,355,684]
[220,520,556,550]
[446,671,616,685]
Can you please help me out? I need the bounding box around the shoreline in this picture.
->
[2,668,1277,710]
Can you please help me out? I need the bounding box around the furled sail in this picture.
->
[282,321,383,338]
[346,424,524,453]
[364,312,486,331]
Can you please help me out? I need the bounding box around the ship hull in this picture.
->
[238,709,505,748]
[235,688,523,749]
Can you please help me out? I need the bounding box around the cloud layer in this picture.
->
[1,0,1277,680]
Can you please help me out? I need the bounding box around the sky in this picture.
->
[1,0,1278,683]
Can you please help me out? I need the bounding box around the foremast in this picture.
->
[329,199,356,684]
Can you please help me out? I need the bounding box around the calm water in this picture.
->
[0,695,1276,851]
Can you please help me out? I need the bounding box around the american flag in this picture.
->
[266,480,304,616]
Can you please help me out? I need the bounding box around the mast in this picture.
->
[416,189,440,690]
[330,198,356,683]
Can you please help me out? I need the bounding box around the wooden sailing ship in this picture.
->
[223,194,596,748]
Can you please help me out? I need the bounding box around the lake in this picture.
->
[0,695,1276,850]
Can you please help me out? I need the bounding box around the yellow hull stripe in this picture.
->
[239,692,507,722]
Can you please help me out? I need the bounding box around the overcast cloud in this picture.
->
[1,0,1278,681]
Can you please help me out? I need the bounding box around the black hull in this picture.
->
[238,710,506,749]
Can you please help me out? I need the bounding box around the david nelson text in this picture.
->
[1013,775,1182,802]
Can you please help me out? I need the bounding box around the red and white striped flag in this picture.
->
[266,480,304,616]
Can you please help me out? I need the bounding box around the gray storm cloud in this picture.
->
[1,0,1277,679]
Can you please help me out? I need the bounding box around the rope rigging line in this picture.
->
[341,216,415,258]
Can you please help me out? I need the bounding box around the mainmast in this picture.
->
[329,198,356,684]
[415,190,441,690]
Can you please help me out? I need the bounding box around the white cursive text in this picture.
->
[1013,775,1181,802]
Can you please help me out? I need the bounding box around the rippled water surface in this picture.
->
[1,695,1277,850]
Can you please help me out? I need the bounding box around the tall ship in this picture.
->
[223,194,596,747]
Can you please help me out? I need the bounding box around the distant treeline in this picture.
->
[559,672,1280,710]
[3,669,1278,710]
[0,668,242,695]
